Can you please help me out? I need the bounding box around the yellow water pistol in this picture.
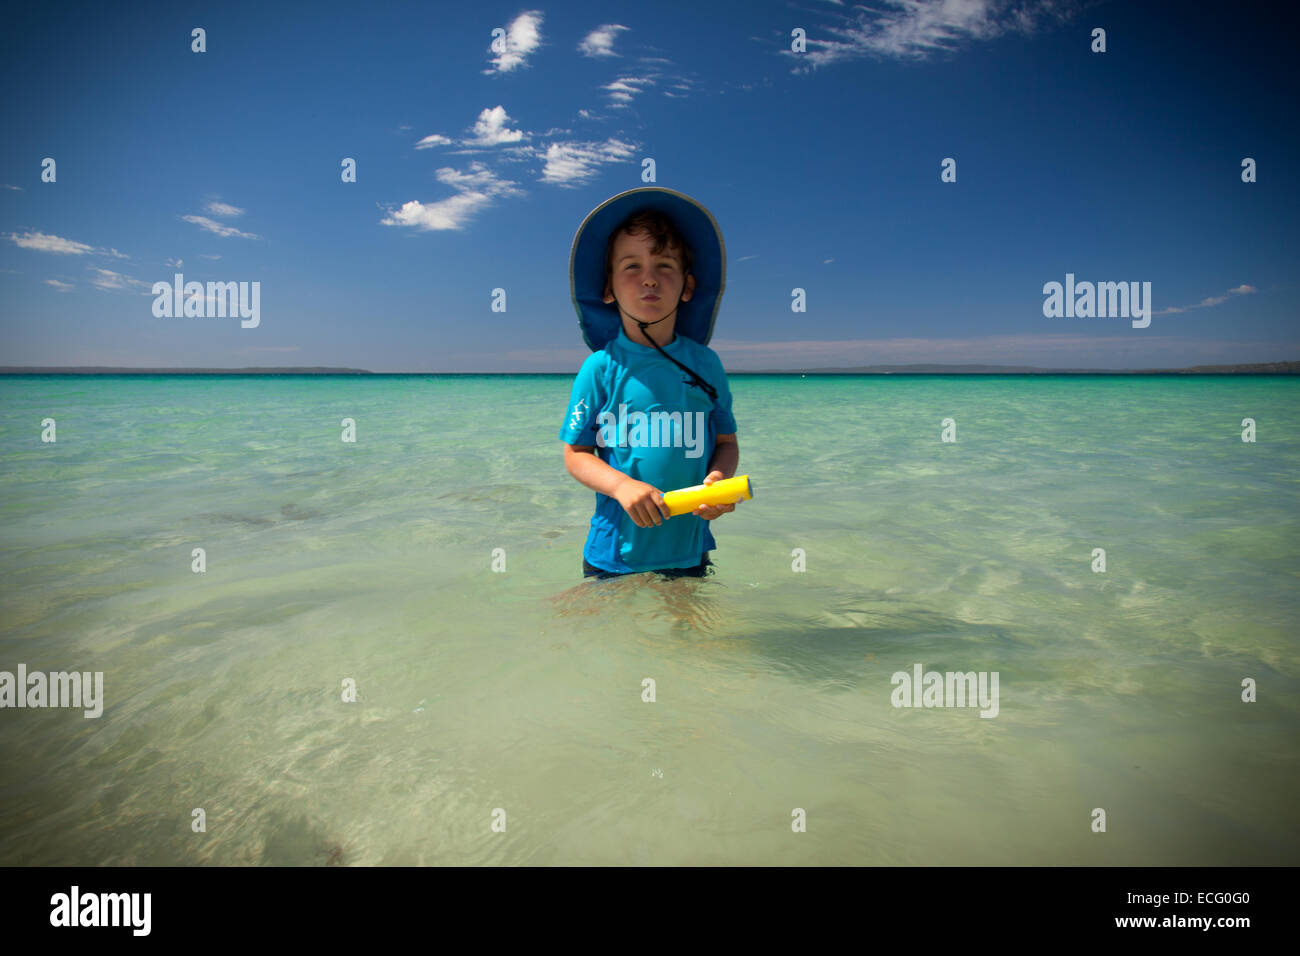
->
[662,475,755,517]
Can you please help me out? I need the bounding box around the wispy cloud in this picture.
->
[44,278,74,291]
[88,267,152,292]
[591,56,697,108]
[1154,284,1256,315]
[485,10,543,73]
[7,230,129,258]
[181,215,260,239]
[539,138,638,186]
[579,24,630,58]
[2,184,22,191]
[602,75,654,107]
[784,0,1079,71]
[9,231,95,255]
[380,161,525,231]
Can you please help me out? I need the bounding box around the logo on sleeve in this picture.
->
[569,398,589,431]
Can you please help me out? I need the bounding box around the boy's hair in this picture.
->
[603,209,694,292]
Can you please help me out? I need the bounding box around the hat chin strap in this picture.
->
[630,303,719,402]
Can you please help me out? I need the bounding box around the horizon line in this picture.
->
[2,361,1299,376]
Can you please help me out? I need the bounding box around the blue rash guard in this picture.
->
[559,325,737,573]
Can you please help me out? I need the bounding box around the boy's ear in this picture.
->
[681,272,695,301]
[602,280,614,304]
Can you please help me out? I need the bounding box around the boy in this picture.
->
[559,187,740,578]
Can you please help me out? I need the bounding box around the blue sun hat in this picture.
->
[569,186,726,352]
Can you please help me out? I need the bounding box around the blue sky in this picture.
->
[1,0,1295,371]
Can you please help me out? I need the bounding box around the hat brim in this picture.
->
[569,187,725,351]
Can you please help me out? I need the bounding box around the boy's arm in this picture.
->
[696,434,739,520]
[562,443,671,528]
[562,443,627,497]
[707,433,739,482]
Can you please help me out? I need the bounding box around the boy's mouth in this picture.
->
[640,294,661,302]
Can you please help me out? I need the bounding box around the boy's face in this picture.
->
[603,228,695,329]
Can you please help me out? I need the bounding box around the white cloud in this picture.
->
[165,257,183,268]
[1154,283,1258,316]
[416,106,531,152]
[204,201,245,217]
[539,138,637,186]
[786,0,1079,70]
[181,215,260,239]
[44,278,74,291]
[380,161,525,231]
[579,24,629,58]
[467,106,529,146]
[415,133,456,150]
[485,10,543,73]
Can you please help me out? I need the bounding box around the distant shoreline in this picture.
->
[0,361,1297,375]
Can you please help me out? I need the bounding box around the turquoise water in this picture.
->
[0,373,1297,865]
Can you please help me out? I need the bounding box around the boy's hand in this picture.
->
[614,478,671,528]
[696,470,737,520]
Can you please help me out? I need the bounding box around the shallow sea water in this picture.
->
[0,374,1296,864]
